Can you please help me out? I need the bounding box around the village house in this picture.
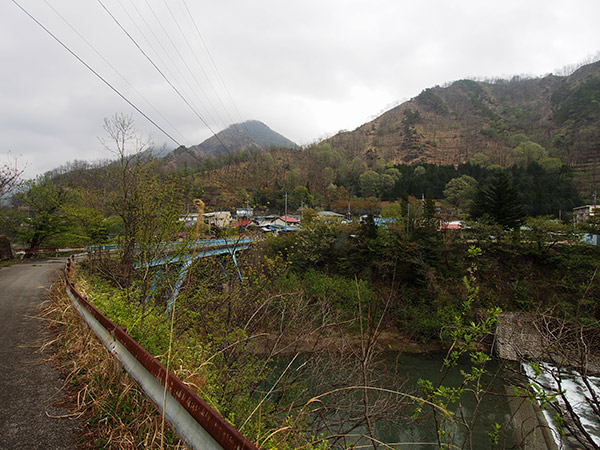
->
[203,211,232,228]
[573,205,600,225]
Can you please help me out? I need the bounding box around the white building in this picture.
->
[573,205,600,224]
[203,211,232,228]
[178,213,200,227]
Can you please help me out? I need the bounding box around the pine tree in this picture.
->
[470,172,525,229]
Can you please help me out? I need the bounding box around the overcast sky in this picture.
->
[2,0,600,179]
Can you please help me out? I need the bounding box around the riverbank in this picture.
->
[254,328,448,357]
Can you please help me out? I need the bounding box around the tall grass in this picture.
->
[43,275,185,449]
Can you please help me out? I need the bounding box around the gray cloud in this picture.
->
[1,0,599,178]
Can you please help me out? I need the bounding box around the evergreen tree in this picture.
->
[470,172,525,229]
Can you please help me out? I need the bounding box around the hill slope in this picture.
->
[166,120,297,167]
[324,60,600,195]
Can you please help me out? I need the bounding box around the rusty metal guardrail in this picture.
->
[64,257,258,450]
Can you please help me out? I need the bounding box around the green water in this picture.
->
[272,351,519,449]
[372,351,517,449]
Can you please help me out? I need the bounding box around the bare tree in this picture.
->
[525,312,600,449]
[100,113,155,286]
[0,152,25,200]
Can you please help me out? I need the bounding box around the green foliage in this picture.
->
[416,88,449,114]
[289,185,314,209]
[403,108,422,128]
[5,175,76,248]
[512,140,547,167]
[553,77,600,124]
[470,171,525,229]
[443,175,477,210]
[523,216,573,254]
[79,275,171,356]
[359,170,382,198]
[416,247,505,449]
[468,153,489,167]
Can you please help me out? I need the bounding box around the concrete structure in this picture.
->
[573,205,600,224]
[178,213,200,227]
[203,211,232,228]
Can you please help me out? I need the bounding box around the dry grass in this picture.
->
[42,275,187,449]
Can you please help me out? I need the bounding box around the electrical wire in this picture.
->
[11,0,183,148]
[96,0,230,154]
[40,0,192,148]
[137,0,249,152]
[116,0,226,138]
[179,0,253,140]
[165,0,249,148]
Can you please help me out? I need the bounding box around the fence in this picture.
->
[64,257,258,450]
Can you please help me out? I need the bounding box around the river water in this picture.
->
[272,351,600,448]
[372,351,518,449]
[524,363,600,449]
[275,351,519,449]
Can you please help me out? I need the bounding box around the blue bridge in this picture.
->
[136,238,254,312]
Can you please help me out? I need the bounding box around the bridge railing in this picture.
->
[64,256,258,450]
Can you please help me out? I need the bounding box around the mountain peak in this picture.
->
[165,120,297,167]
[193,120,297,156]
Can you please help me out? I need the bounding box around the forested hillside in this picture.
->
[324,60,600,197]
[3,61,600,250]
[156,60,600,210]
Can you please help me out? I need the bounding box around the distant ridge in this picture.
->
[167,120,297,166]
[323,59,600,196]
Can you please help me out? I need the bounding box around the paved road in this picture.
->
[0,259,80,449]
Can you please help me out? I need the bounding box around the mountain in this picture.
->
[166,120,297,167]
[324,60,600,195]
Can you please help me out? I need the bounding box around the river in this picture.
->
[373,351,518,449]
[524,362,600,449]
[273,350,519,449]
[270,350,600,448]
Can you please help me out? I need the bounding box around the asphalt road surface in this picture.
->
[0,259,80,449]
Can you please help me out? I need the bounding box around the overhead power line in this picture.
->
[96,0,230,154]
[121,0,248,152]
[40,0,191,147]
[116,0,226,138]
[167,0,249,146]
[179,0,252,140]
[11,0,183,147]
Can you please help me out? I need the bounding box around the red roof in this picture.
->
[233,219,252,228]
[279,216,300,224]
[441,223,463,230]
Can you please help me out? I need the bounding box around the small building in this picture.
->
[178,213,200,227]
[236,208,254,218]
[203,211,232,228]
[272,216,301,228]
[573,205,600,224]
[232,219,253,229]
[440,220,464,231]
[317,211,345,220]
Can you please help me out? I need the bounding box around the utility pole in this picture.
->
[284,192,288,231]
